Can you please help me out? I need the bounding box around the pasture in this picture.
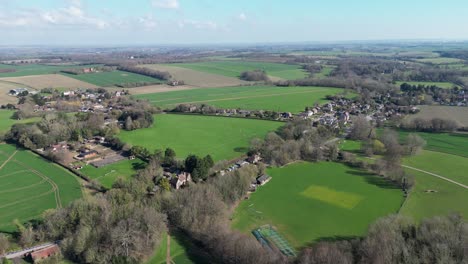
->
[406,105,468,127]
[139,64,248,87]
[415,57,464,64]
[80,158,146,189]
[62,71,162,87]
[0,74,97,90]
[0,63,100,78]
[172,61,308,80]
[395,81,457,89]
[136,85,347,113]
[398,131,468,157]
[0,144,82,232]
[118,114,283,161]
[147,233,196,264]
[403,150,468,186]
[231,162,403,248]
[0,110,40,134]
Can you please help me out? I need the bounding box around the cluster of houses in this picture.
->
[9,88,37,96]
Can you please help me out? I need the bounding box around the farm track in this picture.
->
[0,179,47,194]
[402,165,468,189]
[0,150,18,169]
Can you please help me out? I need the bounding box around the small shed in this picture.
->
[256,174,271,186]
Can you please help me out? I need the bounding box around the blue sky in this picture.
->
[1,0,468,45]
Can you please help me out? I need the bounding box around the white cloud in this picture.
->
[238,13,247,21]
[179,19,218,30]
[138,15,158,30]
[152,0,179,9]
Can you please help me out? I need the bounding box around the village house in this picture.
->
[9,88,29,96]
[29,245,60,263]
[46,142,69,153]
[170,172,192,190]
[247,154,262,164]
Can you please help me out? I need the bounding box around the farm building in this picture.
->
[29,245,60,263]
[9,88,29,96]
[256,174,271,186]
[77,150,98,159]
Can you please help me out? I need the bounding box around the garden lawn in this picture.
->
[231,162,404,248]
[146,233,195,264]
[0,144,82,232]
[403,150,468,186]
[136,86,347,113]
[173,61,308,80]
[62,70,162,87]
[118,114,283,161]
[80,158,146,189]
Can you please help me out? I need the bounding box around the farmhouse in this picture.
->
[29,245,60,263]
[256,174,271,186]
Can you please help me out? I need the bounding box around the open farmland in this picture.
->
[62,70,163,87]
[232,162,403,248]
[0,110,40,134]
[0,63,100,78]
[0,144,82,232]
[118,114,283,161]
[395,81,457,89]
[139,64,248,87]
[136,86,347,113]
[0,74,98,90]
[172,61,308,80]
[406,105,468,127]
[415,57,465,64]
[80,158,146,189]
[399,131,468,157]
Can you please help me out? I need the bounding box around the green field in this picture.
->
[0,110,41,134]
[232,162,403,248]
[172,61,308,80]
[403,150,468,186]
[399,131,468,157]
[0,64,100,78]
[415,57,464,64]
[396,81,457,89]
[62,70,162,87]
[399,169,468,221]
[118,114,283,161]
[80,158,146,189]
[0,144,82,232]
[136,86,346,113]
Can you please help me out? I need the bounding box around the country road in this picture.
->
[1,242,56,259]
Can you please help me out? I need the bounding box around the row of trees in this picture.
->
[400,117,460,132]
[240,70,269,81]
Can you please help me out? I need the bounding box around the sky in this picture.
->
[1,0,468,45]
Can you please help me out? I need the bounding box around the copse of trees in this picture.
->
[184,154,214,182]
[297,214,468,264]
[120,110,154,130]
[240,69,270,81]
[117,65,171,81]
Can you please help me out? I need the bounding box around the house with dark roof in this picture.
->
[256,174,271,186]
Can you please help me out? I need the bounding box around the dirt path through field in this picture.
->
[402,164,468,189]
[166,234,172,264]
[0,150,17,170]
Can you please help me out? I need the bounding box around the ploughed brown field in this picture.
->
[0,74,98,90]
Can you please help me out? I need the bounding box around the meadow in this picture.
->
[62,70,162,87]
[172,61,309,80]
[80,158,146,189]
[0,144,82,232]
[0,110,41,134]
[415,57,465,64]
[147,233,199,264]
[398,131,468,157]
[136,86,346,113]
[0,64,100,78]
[118,114,283,161]
[406,105,468,127]
[395,81,457,89]
[231,162,403,248]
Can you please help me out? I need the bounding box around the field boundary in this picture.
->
[402,164,468,189]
